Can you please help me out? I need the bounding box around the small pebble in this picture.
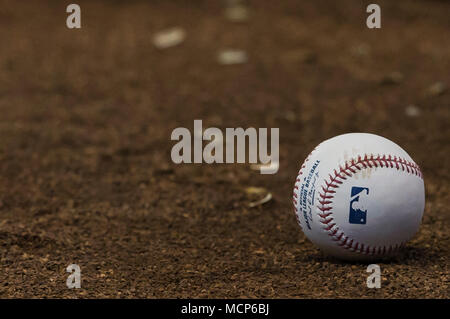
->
[152,27,186,49]
[405,105,420,117]
[218,49,248,65]
[245,187,267,195]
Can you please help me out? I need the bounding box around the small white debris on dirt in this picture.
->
[248,193,272,208]
[152,27,186,49]
[245,187,267,195]
[405,105,420,117]
[244,187,272,208]
[218,49,248,65]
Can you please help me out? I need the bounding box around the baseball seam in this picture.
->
[294,153,423,256]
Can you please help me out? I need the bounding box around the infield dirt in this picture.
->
[0,0,448,298]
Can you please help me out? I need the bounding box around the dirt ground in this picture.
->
[0,0,448,298]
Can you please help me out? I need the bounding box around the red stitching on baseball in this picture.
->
[321,217,334,225]
[318,199,332,205]
[323,223,336,231]
[319,212,332,218]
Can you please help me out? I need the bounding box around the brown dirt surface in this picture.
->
[0,0,448,298]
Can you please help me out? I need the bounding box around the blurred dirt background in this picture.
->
[0,0,448,298]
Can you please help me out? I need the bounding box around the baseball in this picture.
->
[293,133,425,260]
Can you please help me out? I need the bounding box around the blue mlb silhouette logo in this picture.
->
[349,187,369,224]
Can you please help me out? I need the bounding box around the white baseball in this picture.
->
[293,133,425,260]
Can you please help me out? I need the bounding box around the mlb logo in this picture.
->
[349,187,369,224]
